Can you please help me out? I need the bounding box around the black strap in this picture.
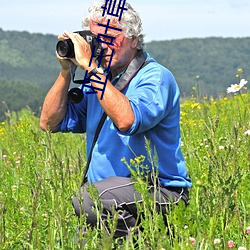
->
[81,112,107,185]
[81,50,150,185]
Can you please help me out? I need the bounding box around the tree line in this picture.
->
[0,28,249,120]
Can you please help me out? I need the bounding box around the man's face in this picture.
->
[89,19,137,72]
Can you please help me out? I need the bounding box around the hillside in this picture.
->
[0,29,60,88]
[0,28,249,120]
[145,37,250,97]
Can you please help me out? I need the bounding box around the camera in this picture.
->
[56,30,102,59]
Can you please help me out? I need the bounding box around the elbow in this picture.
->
[39,118,57,133]
[39,119,49,132]
[116,116,134,133]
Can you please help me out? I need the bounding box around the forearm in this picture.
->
[40,70,71,132]
[91,75,135,132]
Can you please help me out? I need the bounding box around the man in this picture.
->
[40,0,192,242]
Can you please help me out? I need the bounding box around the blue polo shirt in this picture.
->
[57,53,192,188]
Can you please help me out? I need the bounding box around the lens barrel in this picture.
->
[56,39,75,58]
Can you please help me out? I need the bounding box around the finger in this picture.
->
[57,31,70,41]
[65,31,87,44]
[64,31,77,40]
[56,51,79,66]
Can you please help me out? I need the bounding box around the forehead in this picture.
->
[89,18,122,35]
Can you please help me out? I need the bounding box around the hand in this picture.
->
[63,31,97,70]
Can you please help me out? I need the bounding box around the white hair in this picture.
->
[82,1,145,49]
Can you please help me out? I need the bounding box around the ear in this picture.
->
[131,36,138,49]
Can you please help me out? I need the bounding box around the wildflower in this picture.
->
[228,240,235,248]
[130,159,135,165]
[196,180,202,185]
[237,68,243,73]
[214,238,221,244]
[12,185,18,192]
[42,213,48,221]
[189,237,196,246]
[219,145,224,150]
[227,79,248,93]
[191,103,201,109]
[238,247,246,250]
[244,130,250,136]
[246,226,250,235]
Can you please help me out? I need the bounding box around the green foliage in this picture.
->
[0,29,61,121]
[0,29,60,88]
[0,93,249,249]
[0,109,85,249]
[0,79,46,121]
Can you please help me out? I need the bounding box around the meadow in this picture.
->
[0,90,249,249]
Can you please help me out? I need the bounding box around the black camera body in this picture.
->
[56,30,102,59]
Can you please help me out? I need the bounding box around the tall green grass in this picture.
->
[0,93,249,249]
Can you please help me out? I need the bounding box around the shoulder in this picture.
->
[138,52,178,88]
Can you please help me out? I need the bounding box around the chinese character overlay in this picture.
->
[83,48,115,100]
[97,19,122,46]
[81,1,127,99]
[101,0,128,21]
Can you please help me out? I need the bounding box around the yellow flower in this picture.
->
[237,67,243,73]
[130,159,135,165]
[191,103,201,109]
[135,157,141,164]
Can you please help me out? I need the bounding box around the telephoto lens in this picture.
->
[56,39,75,58]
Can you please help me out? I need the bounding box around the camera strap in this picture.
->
[81,50,150,186]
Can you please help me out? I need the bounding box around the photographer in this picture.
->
[40,0,192,243]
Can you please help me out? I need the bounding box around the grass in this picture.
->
[0,92,249,249]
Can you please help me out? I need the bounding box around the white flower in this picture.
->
[20,207,25,214]
[227,79,248,93]
[189,237,196,245]
[238,247,246,250]
[244,130,250,136]
[214,238,221,244]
